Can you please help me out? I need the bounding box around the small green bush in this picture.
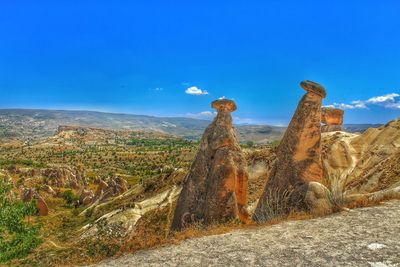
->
[62,190,79,207]
[0,181,42,263]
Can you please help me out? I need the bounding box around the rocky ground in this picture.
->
[97,200,400,267]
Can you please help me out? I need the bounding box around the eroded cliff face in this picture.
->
[253,81,330,222]
[322,118,400,193]
[171,99,249,230]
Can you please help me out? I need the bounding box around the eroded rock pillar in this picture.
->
[253,81,331,222]
[171,99,249,230]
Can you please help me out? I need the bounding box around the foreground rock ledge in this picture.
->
[254,80,330,222]
[97,200,400,267]
[171,99,249,230]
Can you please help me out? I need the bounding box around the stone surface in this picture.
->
[321,107,344,125]
[321,107,344,132]
[81,186,181,239]
[21,188,49,216]
[79,189,95,205]
[254,81,328,221]
[35,195,49,216]
[97,200,400,267]
[93,176,129,203]
[21,188,34,202]
[211,99,237,112]
[171,99,249,230]
[42,167,85,189]
[300,80,327,98]
[322,118,400,194]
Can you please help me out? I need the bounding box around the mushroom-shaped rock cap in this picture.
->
[211,99,237,112]
[300,80,327,98]
[322,107,344,115]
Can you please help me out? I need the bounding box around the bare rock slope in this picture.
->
[323,118,400,193]
[98,200,400,267]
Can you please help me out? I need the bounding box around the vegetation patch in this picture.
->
[0,181,42,263]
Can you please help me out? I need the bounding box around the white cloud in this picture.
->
[385,102,400,109]
[325,93,400,110]
[350,100,367,109]
[366,93,399,104]
[185,86,209,95]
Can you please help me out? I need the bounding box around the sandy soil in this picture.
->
[97,200,400,267]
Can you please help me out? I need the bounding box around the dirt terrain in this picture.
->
[97,200,400,267]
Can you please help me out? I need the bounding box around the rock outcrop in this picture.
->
[322,118,400,194]
[79,189,95,205]
[42,167,86,189]
[322,107,344,132]
[254,81,331,222]
[92,176,128,203]
[171,99,249,230]
[21,188,49,216]
[81,186,181,239]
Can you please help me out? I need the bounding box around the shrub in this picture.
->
[0,181,42,263]
[62,190,79,208]
[252,188,293,222]
[324,172,347,211]
[245,141,254,148]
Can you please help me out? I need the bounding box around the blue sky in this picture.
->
[0,0,399,125]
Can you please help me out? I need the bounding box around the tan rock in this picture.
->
[322,118,400,194]
[254,81,330,222]
[172,99,249,230]
[79,189,95,205]
[93,176,128,203]
[322,108,344,125]
[321,107,344,132]
[43,167,84,189]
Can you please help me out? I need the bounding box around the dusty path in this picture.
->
[97,200,400,267]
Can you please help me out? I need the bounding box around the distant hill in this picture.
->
[0,109,285,143]
[0,109,382,143]
[342,124,383,133]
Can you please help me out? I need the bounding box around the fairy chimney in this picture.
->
[171,99,249,230]
[253,81,331,222]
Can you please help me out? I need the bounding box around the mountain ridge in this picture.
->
[0,108,382,143]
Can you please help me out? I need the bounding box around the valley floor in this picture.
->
[96,200,400,267]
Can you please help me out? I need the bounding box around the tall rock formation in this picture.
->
[321,107,344,132]
[171,99,249,230]
[253,81,331,222]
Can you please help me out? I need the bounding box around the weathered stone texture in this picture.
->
[254,81,331,221]
[172,99,249,230]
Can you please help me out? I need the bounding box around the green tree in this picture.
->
[0,181,42,262]
[246,141,254,148]
[62,190,79,207]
